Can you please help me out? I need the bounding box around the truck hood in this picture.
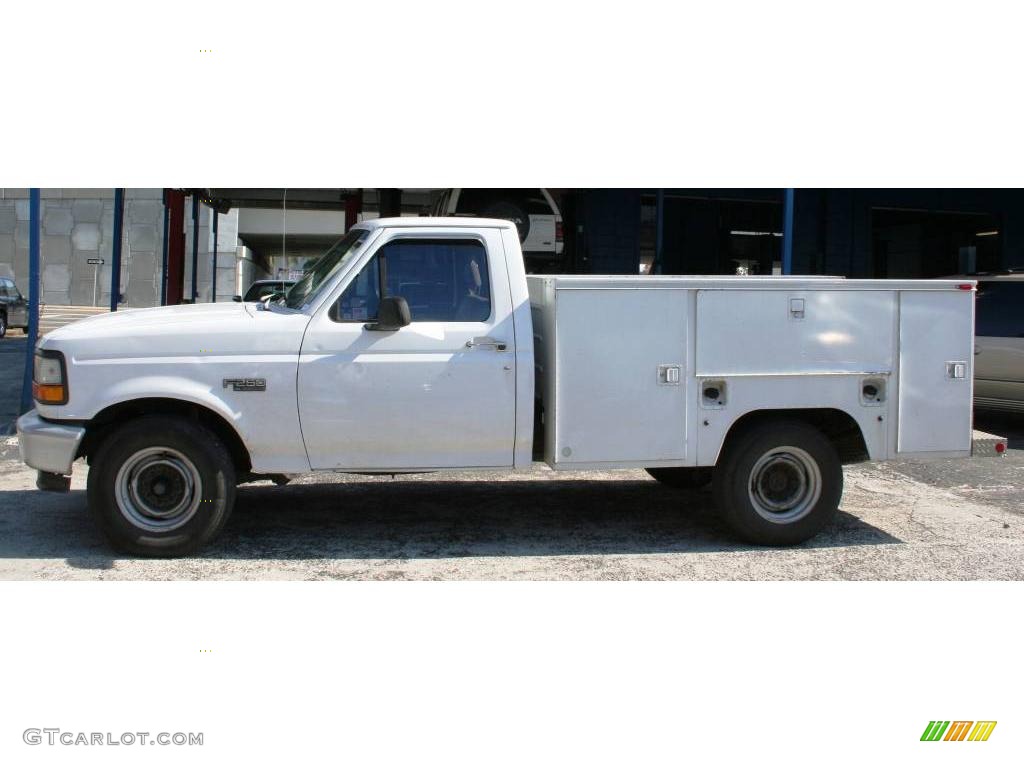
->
[40,302,311,359]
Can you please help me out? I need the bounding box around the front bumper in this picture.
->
[16,410,86,475]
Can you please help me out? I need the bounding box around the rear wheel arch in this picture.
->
[715,408,870,467]
[80,397,252,474]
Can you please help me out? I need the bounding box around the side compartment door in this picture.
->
[297,228,517,470]
[552,287,689,465]
[897,290,974,454]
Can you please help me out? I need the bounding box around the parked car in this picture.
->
[969,273,1024,412]
[18,217,988,556]
[431,189,563,272]
[0,277,28,338]
[234,279,296,303]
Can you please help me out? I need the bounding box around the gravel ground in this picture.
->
[1,434,1021,580]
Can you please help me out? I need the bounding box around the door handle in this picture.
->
[466,336,507,351]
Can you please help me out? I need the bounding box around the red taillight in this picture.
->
[555,221,564,243]
[957,283,974,291]
[996,442,1006,454]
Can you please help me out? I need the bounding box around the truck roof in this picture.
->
[353,216,519,231]
[528,274,977,292]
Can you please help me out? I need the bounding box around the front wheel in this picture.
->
[712,419,842,546]
[0,311,6,338]
[87,416,236,556]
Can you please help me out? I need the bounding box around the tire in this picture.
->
[712,419,842,546]
[0,311,6,338]
[646,467,712,490]
[482,200,530,242]
[87,416,236,556]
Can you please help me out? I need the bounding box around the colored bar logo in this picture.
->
[921,721,996,742]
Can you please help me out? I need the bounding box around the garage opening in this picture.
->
[642,195,784,275]
[871,208,1001,277]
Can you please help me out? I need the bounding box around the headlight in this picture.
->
[33,349,68,405]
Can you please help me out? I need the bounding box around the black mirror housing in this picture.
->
[365,296,411,331]
[232,295,242,302]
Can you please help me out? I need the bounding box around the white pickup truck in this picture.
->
[18,217,982,555]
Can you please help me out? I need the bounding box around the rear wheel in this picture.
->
[712,419,842,545]
[0,311,7,338]
[87,416,236,556]
[646,467,712,490]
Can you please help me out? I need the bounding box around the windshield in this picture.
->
[283,228,370,309]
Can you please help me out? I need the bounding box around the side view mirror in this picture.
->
[232,295,242,302]
[365,296,411,331]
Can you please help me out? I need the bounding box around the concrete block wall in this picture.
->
[235,245,270,298]
[0,188,168,308]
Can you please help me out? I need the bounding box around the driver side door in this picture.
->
[297,227,517,471]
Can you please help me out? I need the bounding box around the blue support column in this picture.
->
[190,195,200,301]
[110,188,125,312]
[211,208,219,302]
[160,190,170,305]
[782,187,795,275]
[19,189,41,415]
[654,188,665,275]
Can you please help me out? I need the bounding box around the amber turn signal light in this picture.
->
[32,382,67,405]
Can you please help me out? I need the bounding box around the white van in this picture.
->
[431,188,563,271]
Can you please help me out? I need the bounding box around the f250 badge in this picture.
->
[223,378,266,392]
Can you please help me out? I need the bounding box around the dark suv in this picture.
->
[0,277,28,338]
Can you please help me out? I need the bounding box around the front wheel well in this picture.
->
[718,408,870,465]
[79,398,252,473]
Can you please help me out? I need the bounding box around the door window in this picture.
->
[336,255,381,322]
[335,238,491,323]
